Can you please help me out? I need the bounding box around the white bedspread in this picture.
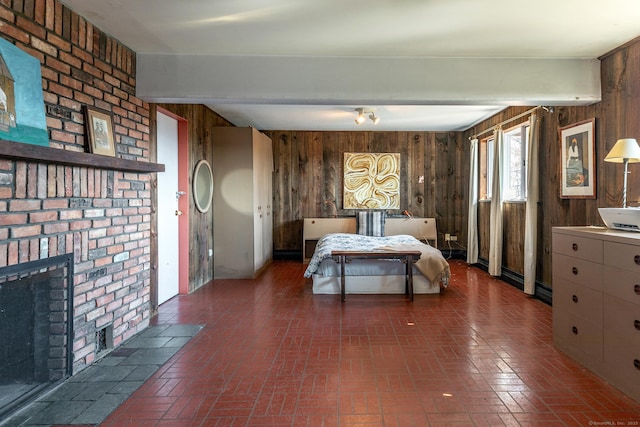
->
[304,233,449,287]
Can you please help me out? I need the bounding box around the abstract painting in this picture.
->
[344,152,400,209]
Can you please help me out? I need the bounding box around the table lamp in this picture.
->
[604,138,640,208]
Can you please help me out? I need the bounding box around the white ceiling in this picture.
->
[61,0,640,131]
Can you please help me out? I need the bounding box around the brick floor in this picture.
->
[52,260,640,425]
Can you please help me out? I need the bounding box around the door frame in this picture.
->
[150,107,190,313]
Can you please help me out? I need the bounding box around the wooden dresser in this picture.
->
[552,226,640,402]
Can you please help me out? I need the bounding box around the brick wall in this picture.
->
[0,0,152,371]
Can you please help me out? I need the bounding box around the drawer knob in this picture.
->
[635,320,640,331]
[572,326,578,335]
[572,243,578,251]
[572,267,578,275]
[311,220,316,224]
[635,359,640,371]
[636,255,640,265]
[635,284,640,295]
[572,294,578,303]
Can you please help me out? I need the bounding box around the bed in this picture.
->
[303,232,450,296]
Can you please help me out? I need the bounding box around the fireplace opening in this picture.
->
[0,254,73,420]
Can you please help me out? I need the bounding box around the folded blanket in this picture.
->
[376,243,450,287]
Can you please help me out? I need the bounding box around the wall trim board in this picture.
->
[475,258,552,306]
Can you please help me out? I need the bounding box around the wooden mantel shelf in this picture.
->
[0,139,165,173]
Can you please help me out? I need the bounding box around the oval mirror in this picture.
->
[193,160,213,213]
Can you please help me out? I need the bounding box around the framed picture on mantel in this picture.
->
[84,105,116,157]
[559,118,596,199]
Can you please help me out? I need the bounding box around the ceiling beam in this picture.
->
[136,55,601,106]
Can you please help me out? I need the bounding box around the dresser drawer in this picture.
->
[603,265,640,304]
[552,227,640,403]
[553,310,603,363]
[604,241,640,274]
[603,335,640,402]
[552,232,603,263]
[553,279,602,324]
[604,294,640,351]
[552,254,603,291]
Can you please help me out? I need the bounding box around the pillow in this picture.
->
[356,211,386,236]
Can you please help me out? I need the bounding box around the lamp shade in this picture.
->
[604,138,640,163]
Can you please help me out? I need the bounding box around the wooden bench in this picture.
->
[331,250,422,302]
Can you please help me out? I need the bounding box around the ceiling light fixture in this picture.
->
[354,108,380,125]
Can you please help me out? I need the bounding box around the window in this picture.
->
[479,137,494,200]
[479,123,530,202]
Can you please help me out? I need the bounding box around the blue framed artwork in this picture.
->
[0,37,48,146]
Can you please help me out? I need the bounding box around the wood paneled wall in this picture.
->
[264,131,468,253]
[265,35,640,290]
[467,36,640,286]
[150,36,640,294]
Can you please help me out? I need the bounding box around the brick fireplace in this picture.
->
[0,254,73,418]
[0,1,164,419]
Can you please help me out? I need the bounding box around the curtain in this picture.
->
[466,138,479,264]
[524,113,540,294]
[488,128,503,276]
